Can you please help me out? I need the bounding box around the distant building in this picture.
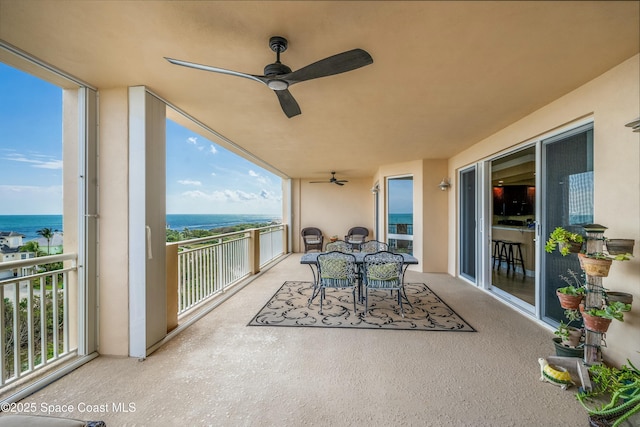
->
[31,232,64,255]
[0,231,35,279]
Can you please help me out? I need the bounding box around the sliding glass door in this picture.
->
[489,146,537,310]
[459,167,477,282]
[541,124,593,324]
[473,121,593,324]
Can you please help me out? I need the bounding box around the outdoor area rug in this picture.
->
[248,281,475,331]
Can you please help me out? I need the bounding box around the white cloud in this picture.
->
[187,137,198,145]
[181,188,260,202]
[248,169,268,185]
[4,153,62,169]
[177,179,202,186]
[210,145,218,154]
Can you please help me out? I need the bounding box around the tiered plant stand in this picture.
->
[583,224,607,366]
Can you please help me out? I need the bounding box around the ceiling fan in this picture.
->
[165,36,373,118]
[309,172,348,186]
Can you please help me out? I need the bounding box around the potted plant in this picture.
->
[552,306,584,357]
[606,291,634,308]
[580,301,631,333]
[556,286,585,310]
[554,321,583,347]
[556,269,586,309]
[577,359,640,426]
[578,251,633,277]
[578,252,614,277]
[545,227,584,255]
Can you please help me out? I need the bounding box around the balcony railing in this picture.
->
[170,224,286,317]
[0,253,77,387]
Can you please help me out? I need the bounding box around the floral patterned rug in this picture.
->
[248,281,475,331]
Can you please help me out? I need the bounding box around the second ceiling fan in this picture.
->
[165,36,373,118]
[309,172,348,186]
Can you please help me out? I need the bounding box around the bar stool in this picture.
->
[503,240,525,275]
[491,239,504,269]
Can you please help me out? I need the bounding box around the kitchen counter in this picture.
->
[492,225,535,233]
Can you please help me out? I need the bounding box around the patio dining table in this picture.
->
[300,251,418,305]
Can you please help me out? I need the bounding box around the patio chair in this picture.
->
[345,226,369,251]
[301,227,323,252]
[317,251,358,315]
[325,240,352,253]
[360,240,389,253]
[362,251,406,317]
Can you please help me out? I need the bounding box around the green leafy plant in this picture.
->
[576,360,640,426]
[557,285,586,296]
[584,301,631,322]
[554,321,580,341]
[564,308,581,322]
[545,227,584,255]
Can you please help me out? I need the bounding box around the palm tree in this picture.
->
[19,240,44,257]
[36,227,55,255]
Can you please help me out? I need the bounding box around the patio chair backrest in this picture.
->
[362,251,403,289]
[360,240,389,253]
[345,226,369,245]
[301,227,324,252]
[325,240,352,253]
[317,251,357,287]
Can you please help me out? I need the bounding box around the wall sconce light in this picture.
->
[625,117,640,133]
[438,178,451,191]
[371,184,379,194]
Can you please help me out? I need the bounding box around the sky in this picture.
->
[388,177,413,214]
[0,62,282,216]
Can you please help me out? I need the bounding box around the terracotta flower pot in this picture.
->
[556,290,583,310]
[561,326,583,347]
[560,241,583,254]
[578,253,612,277]
[581,311,612,333]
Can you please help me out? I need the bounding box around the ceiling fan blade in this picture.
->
[335,180,349,183]
[274,89,301,118]
[335,182,345,186]
[284,49,373,85]
[165,57,268,86]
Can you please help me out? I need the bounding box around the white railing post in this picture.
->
[0,253,77,389]
[171,225,285,317]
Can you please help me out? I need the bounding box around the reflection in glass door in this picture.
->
[490,146,536,309]
[460,167,477,282]
[387,176,413,254]
[541,124,593,324]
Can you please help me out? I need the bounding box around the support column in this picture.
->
[583,224,607,366]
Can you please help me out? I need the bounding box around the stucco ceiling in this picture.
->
[0,1,638,180]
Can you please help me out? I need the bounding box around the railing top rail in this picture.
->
[167,223,284,247]
[170,231,250,247]
[0,253,77,270]
[0,265,77,287]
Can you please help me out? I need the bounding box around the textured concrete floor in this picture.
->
[11,254,590,426]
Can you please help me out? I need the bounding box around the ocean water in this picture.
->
[165,214,281,231]
[0,215,63,240]
[388,213,412,225]
[0,214,281,241]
